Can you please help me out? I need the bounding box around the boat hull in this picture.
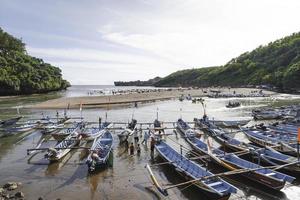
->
[48,140,80,162]
[86,131,113,172]
[186,138,290,191]
[155,148,231,200]
[219,159,285,190]
[244,132,297,156]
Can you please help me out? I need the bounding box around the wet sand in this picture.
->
[30,88,274,109]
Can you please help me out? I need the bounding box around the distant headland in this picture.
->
[114,76,162,86]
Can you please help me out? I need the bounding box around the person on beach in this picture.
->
[129,142,134,155]
[139,127,143,138]
[98,117,102,129]
[134,129,139,143]
[150,137,155,155]
[141,128,150,145]
[124,139,129,152]
[136,143,141,155]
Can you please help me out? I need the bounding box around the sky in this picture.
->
[1,0,300,85]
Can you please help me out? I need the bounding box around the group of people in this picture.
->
[124,127,157,157]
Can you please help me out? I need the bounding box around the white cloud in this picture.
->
[7,0,300,84]
[99,0,300,69]
[27,47,176,84]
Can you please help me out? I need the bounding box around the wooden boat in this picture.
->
[178,126,295,190]
[176,118,198,138]
[210,131,250,153]
[154,119,164,132]
[225,101,240,108]
[81,122,112,141]
[0,116,22,127]
[252,110,282,120]
[268,123,299,135]
[209,119,250,128]
[40,116,70,134]
[208,130,300,173]
[254,147,300,173]
[117,119,137,143]
[86,130,113,172]
[51,121,86,141]
[240,127,298,156]
[41,123,64,134]
[4,123,37,134]
[155,141,237,199]
[45,130,82,162]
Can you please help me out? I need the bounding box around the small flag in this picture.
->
[79,102,82,112]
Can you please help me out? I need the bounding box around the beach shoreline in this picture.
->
[29,87,275,109]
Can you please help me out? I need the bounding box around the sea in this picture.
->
[0,85,300,200]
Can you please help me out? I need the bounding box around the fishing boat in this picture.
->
[240,127,298,156]
[40,116,70,134]
[86,130,113,172]
[268,123,299,135]
[209,119,250,128]
[225,101,240,108]
[253,147,300,173]
[117,119,137,143]
[0,116,22,127]
[210,131,250,153]
[4,123,37,134]
[51,121,86,141]
[252,109,282,120]
[176,118,201,138]
[41,123,64,134]
[45,130,82,162]
[155,141,237,199]
[207,129,300,173]
[81,122,112,141]
[154,119,163,132]
[178,126,295,190]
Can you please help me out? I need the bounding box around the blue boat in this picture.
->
[51,121,86,141]
[155,141,237,199]
[0,116,22,128]
[268,123,299,135]
[254,147,300,173]
[208,129,300,173]
[86,130,113,172]
[240,127,298,156]
[178,120,295,190]
[176,118,196,136]
[81,122,111,141]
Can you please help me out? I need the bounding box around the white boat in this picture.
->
[117,119,137,143]
[45,130,81,162]
[209,119,250,128]
[81,122,112,141]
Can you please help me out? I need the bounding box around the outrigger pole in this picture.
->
[145,164,168,196]
[27,146,90,155]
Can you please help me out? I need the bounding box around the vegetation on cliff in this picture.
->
[114,76,161,86]
[155,32,300,92]
[0,28,70,95]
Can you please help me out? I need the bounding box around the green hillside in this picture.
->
[155,32,300,91]
[0,28,70,95]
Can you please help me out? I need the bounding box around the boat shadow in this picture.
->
[86,164,114,200]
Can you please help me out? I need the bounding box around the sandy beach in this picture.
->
[30,87,274,109]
